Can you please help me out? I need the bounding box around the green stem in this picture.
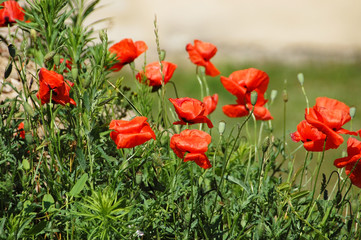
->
[299,152,309,191]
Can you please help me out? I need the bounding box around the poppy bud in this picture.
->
[262,137,270,153]
[341,150,347,158]
[23,102,35,117]
[199,66,206,75]
[334,191,342,207]
[160,49,166,61]
[71,67,78,80]
[30,29,37,41]
[250,91,258,106]
[270,90,278,102]
[297,73,304,86]
[53,54,60,66]
[23,120,30,132]
[218,120,226,136]
[8,44,16,58]
[22,159,30,170]
[4,61,12,79]
[44,51,56,63]
[350,106,356,119]
[283,89,288,103]
[25,133,33,144]
[136,172,142,185]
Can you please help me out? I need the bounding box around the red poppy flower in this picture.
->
[186,40,220,77]
[36,68,76,106]
[305,97,357,148]
[17,122,25,139]
[334,138,361,168]
[290,120,332,151]
[109,116,156,148]
[345,163,361,188]
[109,38,147,71]
[203,94,218,116]
[170,129,212,169]
[169,97,213,128]
[334,138,361,188]
[220,68,269,99]
[222,94,273,121]
[0,1,25,27]
[136,61,177,90]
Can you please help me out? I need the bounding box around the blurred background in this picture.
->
[88,0,361,176]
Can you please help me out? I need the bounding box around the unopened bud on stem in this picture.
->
[218,121,226,136]
[297,73,304,86]
[350,107,356,119]
[251,91,258,105]
[270,90,278,102]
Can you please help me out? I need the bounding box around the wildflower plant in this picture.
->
[0,0,361,239]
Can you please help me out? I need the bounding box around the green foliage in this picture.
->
[0,0,360,239]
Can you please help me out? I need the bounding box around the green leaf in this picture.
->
[25,221,47,236]
[224,175,250,194]
[290,190,309,200]
[76,147,86,171]
[69,173,88,197]
[42,194,54,211]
